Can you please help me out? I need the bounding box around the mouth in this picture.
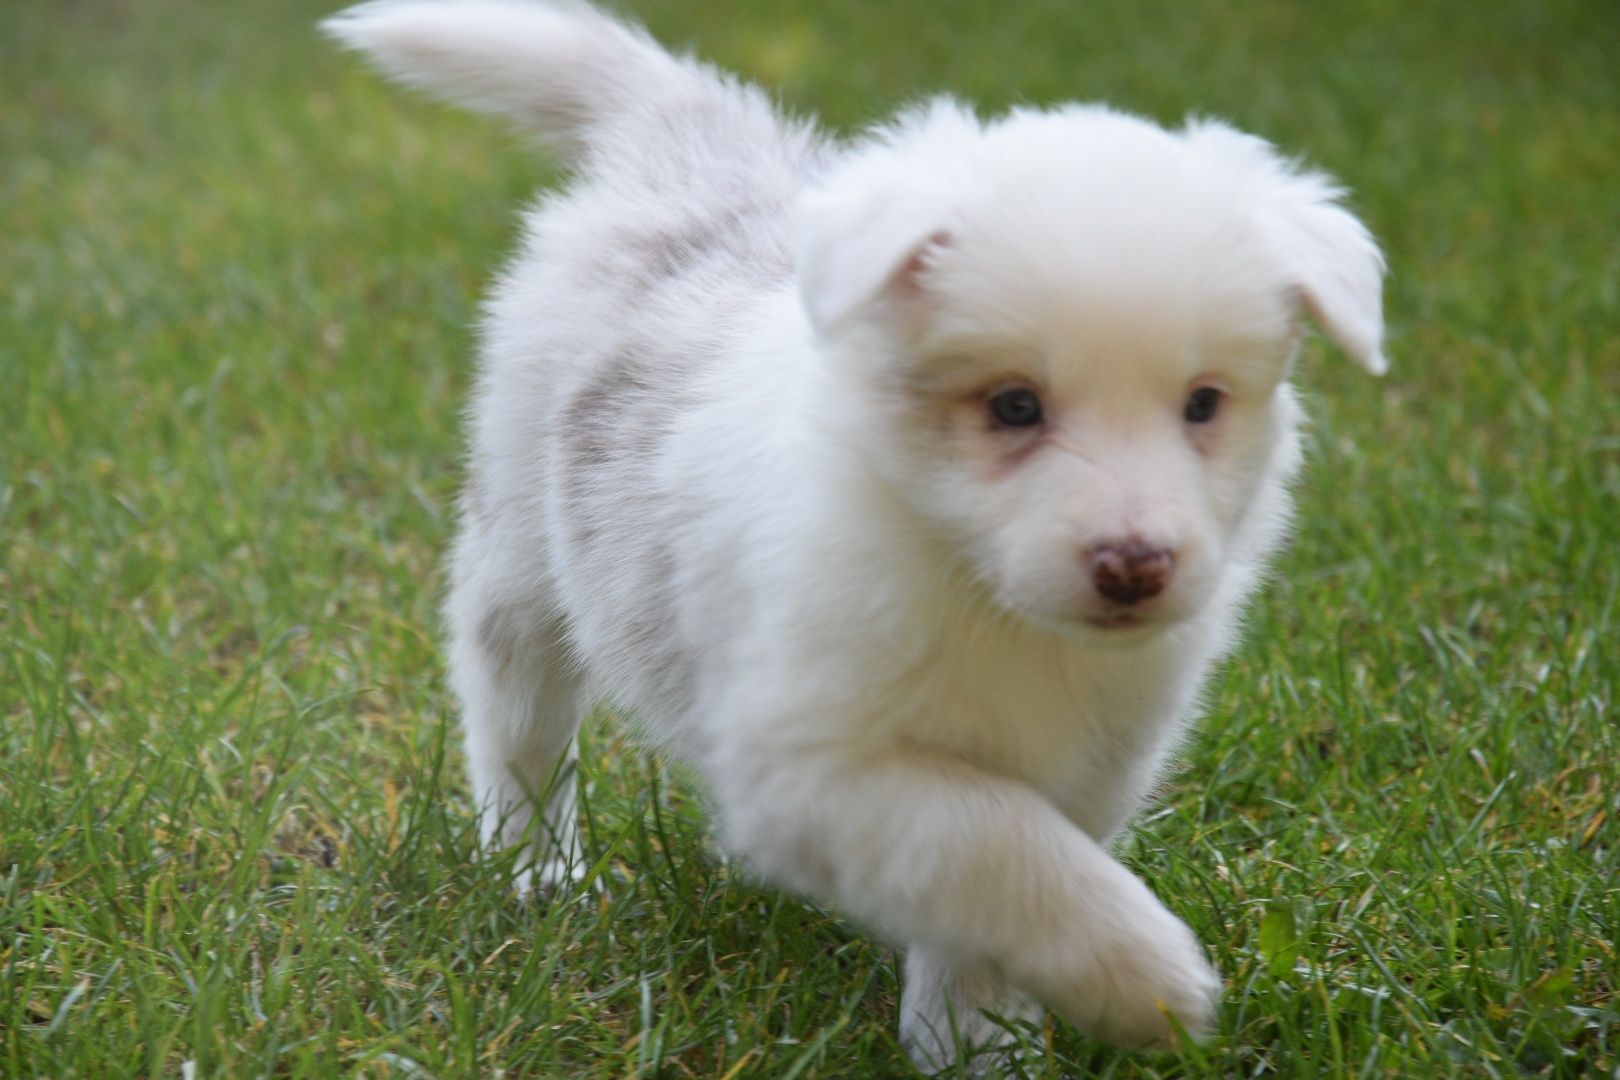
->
[1083,610,1149,631]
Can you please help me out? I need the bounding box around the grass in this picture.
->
[2,0,1616,1075]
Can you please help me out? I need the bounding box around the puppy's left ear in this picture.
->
[1266,188,1389,375]
[795,186,951,338]
[1185,121,1389,374]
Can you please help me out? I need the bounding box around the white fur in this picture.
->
[325,2,1387,1069]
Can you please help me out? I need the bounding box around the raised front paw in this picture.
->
[1084,908,1220,1046]
[1022,891,1220,1047]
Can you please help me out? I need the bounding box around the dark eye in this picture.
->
[989,387,1043,428]
[1184,387,1223,424]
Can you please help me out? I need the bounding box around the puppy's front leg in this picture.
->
[717,744,1218,1054]
[899,946,1041,1072]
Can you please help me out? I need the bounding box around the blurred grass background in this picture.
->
[2,0,1616,1076]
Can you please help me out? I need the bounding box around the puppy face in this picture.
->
[866,267,1302,637]
[799,104,1385,638]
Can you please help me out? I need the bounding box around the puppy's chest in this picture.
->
[899,642,1190,834]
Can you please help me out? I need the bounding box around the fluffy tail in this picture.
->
[321,0,690,160]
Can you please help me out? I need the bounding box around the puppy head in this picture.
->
[797,102,1386,639]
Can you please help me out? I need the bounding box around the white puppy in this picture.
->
[326,1,1386,1069]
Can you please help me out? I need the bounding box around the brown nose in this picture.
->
[1088,540,1175,605]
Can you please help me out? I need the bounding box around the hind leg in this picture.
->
[448,541,587,894]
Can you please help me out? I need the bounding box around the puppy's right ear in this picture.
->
[796,188,950,338]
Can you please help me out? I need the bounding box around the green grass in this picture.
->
[3,0,1616,1075]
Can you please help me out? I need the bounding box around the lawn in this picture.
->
[2,0,1616,1076]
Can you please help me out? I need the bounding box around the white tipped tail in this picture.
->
[321,0,685,158]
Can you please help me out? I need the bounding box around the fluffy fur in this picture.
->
[324,1,1386,1069]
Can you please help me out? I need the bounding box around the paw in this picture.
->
[1081,911,1220,1046]
[514,853,592,900]
[902,1030,1041,1079]
[1022,896,1220,1048]
[900,953,1042,1075]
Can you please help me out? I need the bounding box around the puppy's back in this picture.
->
[329,2,824,732]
